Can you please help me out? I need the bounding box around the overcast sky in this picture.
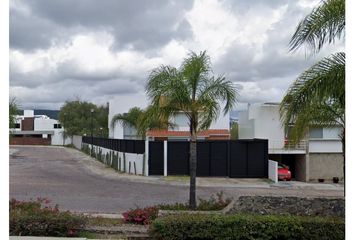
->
[9,0,344,112]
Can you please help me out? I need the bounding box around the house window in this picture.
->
[15,123,20,128]
[54,124,62,129]
[309,127,323,139]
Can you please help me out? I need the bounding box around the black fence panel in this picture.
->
[168,142,189,175]
[210,141,228,176]
[247,141,265,177]
[229,141,248,177]
[82,136,145,154]
[149,141,164,175]
[197,142,210,176]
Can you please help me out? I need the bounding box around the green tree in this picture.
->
[110,106,173,138]
[230,122,239,140]
[146,51,237,208]
[9,97,19,129]
[58,100,109,138]
[280,0,345,177]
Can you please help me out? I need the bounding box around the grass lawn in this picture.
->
[163,175,189,182]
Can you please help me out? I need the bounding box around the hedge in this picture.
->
[10,198,87,237]
[150,214,345,240]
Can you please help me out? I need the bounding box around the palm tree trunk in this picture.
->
[189,128,197,209]
[341,127,345,182]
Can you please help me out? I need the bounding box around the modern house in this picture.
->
[238,103,343,182]
[10,110,71,145]
[108,99,231,141]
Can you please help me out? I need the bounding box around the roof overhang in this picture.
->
[11,130,54,135]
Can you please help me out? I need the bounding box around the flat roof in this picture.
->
[11,130,54,135]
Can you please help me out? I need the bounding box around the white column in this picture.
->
[268,160,278,183]
[144,139,149,176]
[164,140,168,176]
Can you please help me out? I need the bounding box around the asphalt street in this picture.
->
[9,146,344,214]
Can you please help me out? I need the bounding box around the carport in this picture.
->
[269,154,307,181]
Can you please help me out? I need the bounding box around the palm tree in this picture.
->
[280,0,345,177]
[111,106,172,138]
[110,107,145,138]
[146,51,237,208]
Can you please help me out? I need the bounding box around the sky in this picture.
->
[9,0,344,112]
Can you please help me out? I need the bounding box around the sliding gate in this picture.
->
[148,139,268,178]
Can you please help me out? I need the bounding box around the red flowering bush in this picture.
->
[122,206,158,225]
[10,198,86,237]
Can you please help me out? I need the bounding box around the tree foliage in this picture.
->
[9,97,19,129]
[281,0,345,143]
[146,50,238,208]
[110,106,172,138]
[281,0,345,180]
[289,0,345,54]
[230,122,239,140]
[58,100,108,137]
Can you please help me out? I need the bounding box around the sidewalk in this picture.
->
[65,146,344,191]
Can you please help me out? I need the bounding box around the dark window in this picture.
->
[54,124,62,129]
[15,123,20,128]
[309,127,323,139]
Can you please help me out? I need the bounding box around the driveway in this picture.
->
[10,146,344,214]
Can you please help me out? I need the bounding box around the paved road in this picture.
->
[10,146,344,214]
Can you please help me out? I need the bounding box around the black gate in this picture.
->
[165,139,268,178]
[167,141,189,175]
[148,141,164,175]
[229,139,268,177]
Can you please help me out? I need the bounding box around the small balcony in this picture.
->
[269,140,307,154]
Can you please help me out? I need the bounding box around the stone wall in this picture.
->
[294,154,307,181]
[226,196,344,217]
[309,153,344,181]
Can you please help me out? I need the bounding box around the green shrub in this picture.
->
[158,191,231,211]
[150,214,345,240]
[10,198,87,237]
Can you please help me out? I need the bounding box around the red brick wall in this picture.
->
[10,137,51,145]
[21,118,34,131]
[207,135,230,140]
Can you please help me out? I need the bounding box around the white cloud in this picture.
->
[9,0,344,111]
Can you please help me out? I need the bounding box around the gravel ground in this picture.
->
[10,146,344,214]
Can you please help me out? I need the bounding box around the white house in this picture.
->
[10,110,71,145]
[108,98,231,141]
[238,103,343,182]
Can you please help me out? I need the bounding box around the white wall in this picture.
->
[84,143,145,175]
[108,94,148,139]
[109,96,230,139]
[24,110,34,117]
[239,104,284,148]
[268,160,278,183]
[309,140,342,153]
[34,118,71,145]
[73,135,82,149]
[238,111,254,138]
[170,111,229,131]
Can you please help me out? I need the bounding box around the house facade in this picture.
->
[10,110,71,145]
[108,99,230,140]
[238,103,343,182]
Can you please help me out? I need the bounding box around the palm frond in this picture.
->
[198,76,238,115]
[280,52,345,142]
[289,0,345,53]
[110,107,143,129]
